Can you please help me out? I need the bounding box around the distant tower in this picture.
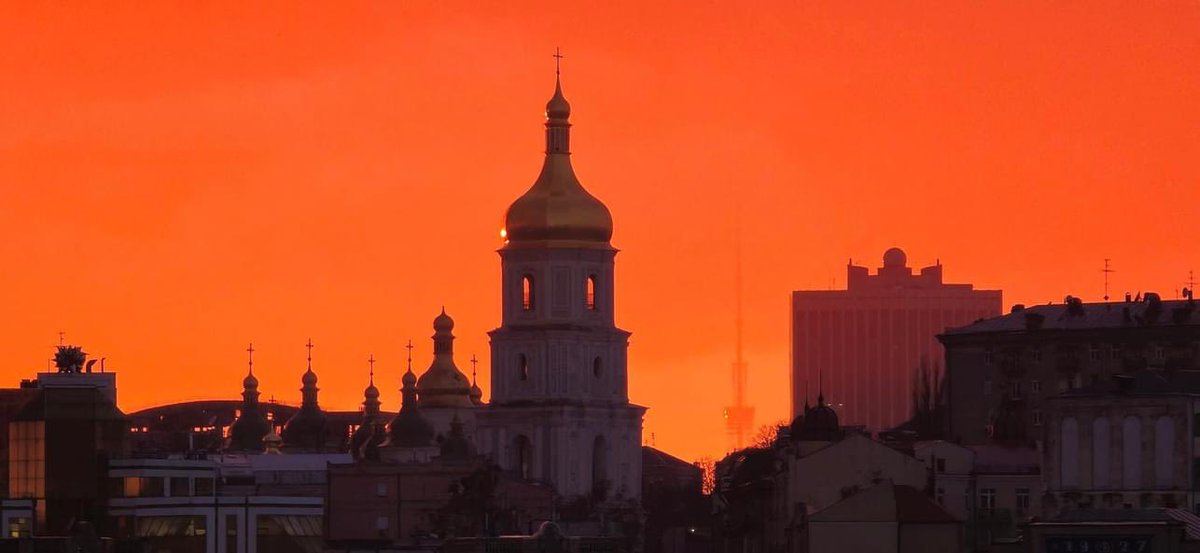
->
[723,221,754,450]
[282,339,329,452]
[477,57,645,501]
[229,343,270,452]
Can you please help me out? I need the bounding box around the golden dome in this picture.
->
[503,75,613,247]
[415,309,474,408]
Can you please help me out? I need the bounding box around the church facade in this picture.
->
[219,70,645,505]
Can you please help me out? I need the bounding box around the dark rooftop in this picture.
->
[943,296,1197,336]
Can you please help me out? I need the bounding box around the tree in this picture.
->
[909,357,947,438]
[695,457,716,495]
[750,419,788,449]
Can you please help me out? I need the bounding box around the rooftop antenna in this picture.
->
[1186,270,1196,300]
[58,331,65,346]
[1101,259,1115,301]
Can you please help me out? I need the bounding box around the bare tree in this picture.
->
[694,457,716,495]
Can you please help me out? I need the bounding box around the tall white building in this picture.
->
[476,72,645,502]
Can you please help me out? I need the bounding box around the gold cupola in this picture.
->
[502,69,613,248]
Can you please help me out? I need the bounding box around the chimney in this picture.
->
[1011,304,1025,313]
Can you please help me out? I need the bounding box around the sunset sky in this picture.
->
[1,2,1197,462]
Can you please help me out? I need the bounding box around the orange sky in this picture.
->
[0,2,1197,462]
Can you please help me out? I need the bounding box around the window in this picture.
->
[194,478,214,496]
[586,275,597,311]
[1016,488,1030,515]
[376,516,389,531]
[376,482,387,497]
[521,275,534,311]
[1090,346,1101,361]
[518,354,529,381]
[514,436,533,480]
[1031,380,1042,394]
[1194,413,1200,437]
[1032,410,1043,426]
[140,477,165,497]
[936,458,946,473]
[593,357,602,378]
[936,488,945,505]
[1032,348,1042,363]
[1154,347,1165,360]
[1010,381,1022,400]
[592,435,609,498]
[1123,416,1142,489]
[1061,417,1080,487]
[1112,345,1122,360]
[984,349,993,366]
[170,477,189,497]
[979,488,996,511]
[983,378,992,395]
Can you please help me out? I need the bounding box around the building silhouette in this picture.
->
[791,248,1001,431]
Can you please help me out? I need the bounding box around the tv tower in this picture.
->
[723,217,754,451]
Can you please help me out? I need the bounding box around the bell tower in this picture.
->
[479,60,644,502]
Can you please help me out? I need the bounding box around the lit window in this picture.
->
[522,276,534,311]
[586,275,597,311]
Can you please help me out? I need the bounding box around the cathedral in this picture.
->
[223,69,645,504]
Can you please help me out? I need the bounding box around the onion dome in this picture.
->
[416,309,474,408]
[386,362,435,448]
[350,363,384,461]
[469,382,484,406]
[438,414,476,461]
[282,348,329,452]
[502,73,613,247]
[229,367,270,452]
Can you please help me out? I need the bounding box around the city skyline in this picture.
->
[2,2,1199,462]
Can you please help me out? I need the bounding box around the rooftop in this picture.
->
[944,295,1198,336]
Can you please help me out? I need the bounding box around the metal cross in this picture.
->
[405,340,414,371]
[470,354,479,380]
[553,47,563,76]
[367,354,376,383]
[247,343,255,373]
[305,338,314,369]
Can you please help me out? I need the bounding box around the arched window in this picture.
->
[1061,417,1079,488]
[522,276,534,311]
[1155,416,1175,488]
[591,435,608,499]
[1123,416,1142,489]
[593,357,602,378]
[514,435,532,480]
[518,354,529,381]
[586,275,597,311]
[1092,417,1110,489]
